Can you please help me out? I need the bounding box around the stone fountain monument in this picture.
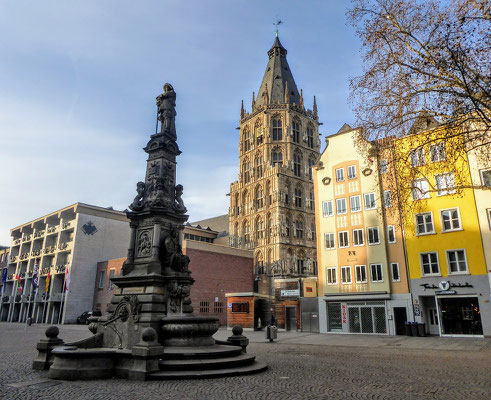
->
[32,84,267,380]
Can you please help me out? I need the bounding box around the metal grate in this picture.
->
[213,301,223,313]
[199,301,209,313]
[327,302,342,332]
[348,305,387,334]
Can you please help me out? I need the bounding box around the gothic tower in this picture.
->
[229,36,321,291]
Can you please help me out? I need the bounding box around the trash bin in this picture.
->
[266,325,277,342]
[404,322,412,336]
[27,317,32,326]
[410,322,419,337]
[417,323,426,337]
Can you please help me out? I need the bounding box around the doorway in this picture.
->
[438,297,483,336]
[393,307,407,335]
[285,306,297,331]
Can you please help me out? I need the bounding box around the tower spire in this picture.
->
[252,91,256,111]
[300,89,304,109]
[241,100,245,119]
[284,81,289,103]
[313,96,318,118]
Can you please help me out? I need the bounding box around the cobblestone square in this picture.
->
[0,323,489,400]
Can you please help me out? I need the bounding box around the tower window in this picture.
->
[272,119,283,141]
[272,150,283,166]
[292,121,300,143]
[294,188,302,207]
[307,127,314,148]
[293,153,302,177]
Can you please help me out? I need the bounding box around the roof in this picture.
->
[189,214,229,234]
[255,36,301,107]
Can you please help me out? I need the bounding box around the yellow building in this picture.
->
[394,123,490,337]
[314,125,411,335]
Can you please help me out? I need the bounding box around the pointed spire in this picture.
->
[300,89,304,109]
[284,81,289,103]
[241,100,245,119]
[313,96,318,118]
[252,91,256,111]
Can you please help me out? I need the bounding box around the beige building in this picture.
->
[228,36,321,310]
[314,125,411,335]
[1,203,129,324]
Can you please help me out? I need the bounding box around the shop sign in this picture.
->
[414,304,421,316]
[228,303,232,308]
[281,289,300,297]
[436,290,457,295]
[420,281,473,290]
[341,304,347,324]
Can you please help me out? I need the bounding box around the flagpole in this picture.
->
[58,266,68,325]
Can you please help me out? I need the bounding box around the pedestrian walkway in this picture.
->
[213,327,491,352]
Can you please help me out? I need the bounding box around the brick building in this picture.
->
[93,225,253,326]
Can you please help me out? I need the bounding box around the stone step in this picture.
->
[163,344,242,360]
[149,362,268,380]
[159,353,256,371]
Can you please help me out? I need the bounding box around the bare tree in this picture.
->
[347,0,490,214]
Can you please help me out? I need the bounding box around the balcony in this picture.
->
[31,249,42,257]
[19,253,29,261]
[50,293,64,302]
[2,295,11,303]
[46,226,58,234]
[14,294,22,303]
[13,239,21,246]
[43,246,56,255]
[34,230,45,239]
[55,264,67,274]
[7,274,14,280]
[61,222,72,230]
[58,242,71,251]
[41,266,52,275]
[34,293,45,302]
[19,272,26,278]
[9,255,17,263]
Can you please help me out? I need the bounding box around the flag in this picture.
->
[1,268,7,295]
[16,274,23,293]
[31,261,39,295]
[65,268,70,293]
[45,271,51,293]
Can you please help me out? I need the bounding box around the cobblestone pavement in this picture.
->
[0,323,489,400]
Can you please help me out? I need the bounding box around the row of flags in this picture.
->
[1,261,70,296]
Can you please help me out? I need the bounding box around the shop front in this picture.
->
[412,275,490,337]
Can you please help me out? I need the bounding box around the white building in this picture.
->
[1,203,129,324]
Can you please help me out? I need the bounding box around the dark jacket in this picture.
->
[269,313,276,327]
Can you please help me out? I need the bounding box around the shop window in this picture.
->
[441,208,461,232]
[353,229,364,246]
[446,249,468,274]
[367,227,380,245]
[355,265,367,283]
[370,264,383,282]
[420,252,439,275]
[391,262,400,282]
[326,267,337,285]
[231,302,249,313]
[338,231,349,248]
[415,212,434,235]
[364,193,376,210]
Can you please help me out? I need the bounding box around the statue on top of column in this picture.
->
[156,83,177,141]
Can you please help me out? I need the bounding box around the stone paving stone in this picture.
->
[0,323,489,400]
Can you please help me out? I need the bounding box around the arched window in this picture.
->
[308,159,314,180]
[287,248,294,272]
[242,159,250,184]
[295,220,304,239]
[243,220,250,243]
[308,191,314,210]
[256,154,264,178]
[272,150,283,166]
[255,251,264,274]
[234,193,240,216]
[256,186,264,209]
[255,121,263,146]
[297,250,306,274]
[292,120,300,143]
[293,152,302,177]
[266,180,272,206]
[266,213,272,243]
[311,223,316,241]
[242,190,248,214]
[285,217,291,237]
[272,118,282,141]
[243,128,251,152]
[307,126,314,148]
[294,187,302,207]
[256,217,264,239]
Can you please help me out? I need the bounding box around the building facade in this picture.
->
[395,125,491,337]
[314,125,412,335]
[1,203,129,324]
[0,247,10,298]
[228,36,321,323]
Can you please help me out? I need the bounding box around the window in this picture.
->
[243,129,251,152]
[353,229,364,246]
[335,168,345,182]
[367,227,380,245]
[341,266,352,284]
[243,161,250,184]
[364,193,376,210]
[272,150,283,166]
[199,301,210,313]
[411,179,430,200]
[293,153,302,177]
[435,173,455,195]
[347,165,356,179]
[256,219,264,239]
[326,267,337,285]
[350,195,361,212]
[387,226,395,243]
[355,265,367,283]
[420,252,440,275]
[415,212,434,235]
[256,188,264,209]
[108,269,115,290]
[231,302,249,313]
[441,209,461,232]
[322,200,333,217]
[383,191,392,208]
[272,118,282,141]
[481,170,491,187]
[379,159,388,174]
[410,147,425,167]
[98,271,105,289]
[294,188,302,207]
[488,209,491,230]
[213,302,224,313]
[370,264,383,282]
[325,233,335,249]
[308,159,314,180]
[256,156,263,178]
[292,121,300,143]
[338,231,349,248]
[295,220,304,238]
[391,263,400,282]
[336,198,347,215]
[447,250,468,274]
[307,127,314,148]
[311,223,316,241]
[308,192,314,211]
[430,142,445,162]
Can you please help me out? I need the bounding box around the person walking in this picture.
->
[267,307,277,342]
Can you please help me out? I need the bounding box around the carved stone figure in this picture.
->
[137,231,152,257]
[160,230,190,273]
[173,184,187,214]
[156,83,177,140]
[129,182,146,211]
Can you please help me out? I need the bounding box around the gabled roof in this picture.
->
[336,123,353,134]
[255,36,301,107]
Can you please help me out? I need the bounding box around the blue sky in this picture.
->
[0,0,362,245]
